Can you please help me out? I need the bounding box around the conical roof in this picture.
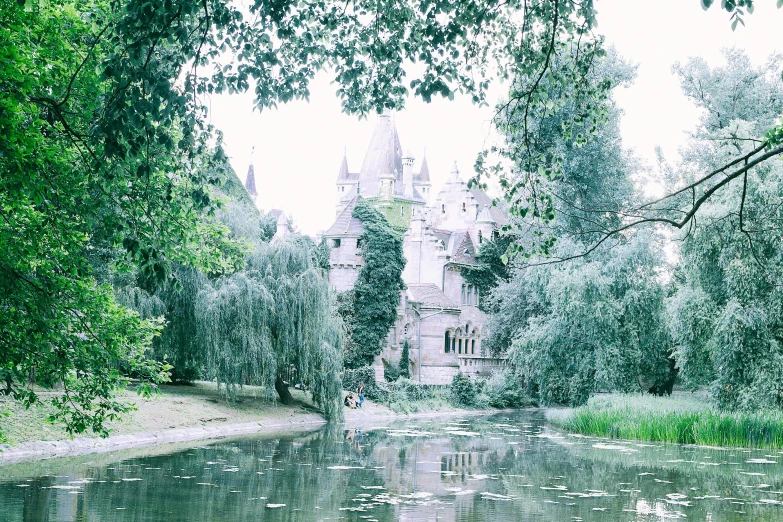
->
[415,152,430,183]
[337,150,358,182]
[357,113,403,197]
[245,163,257,197]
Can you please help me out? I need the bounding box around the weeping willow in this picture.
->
[196,237,343,422]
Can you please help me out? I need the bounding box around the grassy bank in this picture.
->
[0,381,322,445]
[547,393,783,449]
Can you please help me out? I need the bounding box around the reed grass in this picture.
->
[548,393,783,449]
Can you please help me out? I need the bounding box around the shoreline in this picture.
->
[0,407,517,465]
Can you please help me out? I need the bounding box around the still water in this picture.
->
[3,411,783,521]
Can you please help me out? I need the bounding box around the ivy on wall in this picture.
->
[341,198,406,369]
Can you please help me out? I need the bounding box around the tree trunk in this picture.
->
[275,374,295,405]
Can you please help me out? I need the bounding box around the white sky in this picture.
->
[208,0,783,236]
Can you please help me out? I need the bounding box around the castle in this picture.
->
[244,113,508,384]
[322,113,509,384]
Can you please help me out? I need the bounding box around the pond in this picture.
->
[3,411,783,521]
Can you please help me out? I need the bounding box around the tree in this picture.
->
[341,199,406,368]
[472,2,783,260]
[663,50,783,411]
[399,342,411,379]
[487,51,672,405]
[462,234,514,314]
[196,237,344,420]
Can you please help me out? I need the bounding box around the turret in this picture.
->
[475,207,495,246]
[413,150,432,206]
[245,147,258,206]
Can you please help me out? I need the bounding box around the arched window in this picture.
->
[444,331,451,353]
[471,339,476,355]
[478,230,483,244]
[458,338,462,354]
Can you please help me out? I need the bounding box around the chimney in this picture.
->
[402,149,414,198]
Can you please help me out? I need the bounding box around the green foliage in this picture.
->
[399,342,411,379]
[312,239,332,271]
[341,199,406,368]
[383,361,401,383]
[196,238,343,421]
[664,50,783,411]
[342,366,383,401]
[391,378,427,402]
[553,393,783,449]
[484,370,530,408]
[449,373,477,408]
[462,235,514,313]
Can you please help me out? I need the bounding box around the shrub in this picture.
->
[342,365,384,401]
[384,361,400,382]
[399,342,411,379]
[393,378,426,401]
[449,373,477,407]
[485,369,530,408]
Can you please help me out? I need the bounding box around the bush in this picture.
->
[342,366,384,401]
[383,361,400,382]
[449,373,477,407]
[485,369,530,408]
[393,378,426,401]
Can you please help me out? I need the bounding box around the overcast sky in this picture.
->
[208,0,783,236]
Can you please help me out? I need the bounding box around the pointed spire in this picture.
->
[245,146,258,198]
[337,147,350,181]
[416,149,430,182]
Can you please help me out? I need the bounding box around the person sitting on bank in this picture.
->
[344,393,357,408]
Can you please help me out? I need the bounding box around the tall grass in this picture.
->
[548,393,783,449]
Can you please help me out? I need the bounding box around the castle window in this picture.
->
[462,202,466,213]
[331,238,341,248]
[441,204,445,214]
[458,339,462,354]
[471,339,475,354]
[341,186,345,192]
[478,230,483,244]
[444,331,451,353]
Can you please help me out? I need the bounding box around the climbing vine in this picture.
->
[342,199,406,368]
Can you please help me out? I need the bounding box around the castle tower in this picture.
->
[335,148,358,215]
[413,150,432,206]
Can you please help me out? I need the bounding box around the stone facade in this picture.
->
[322,113,508,384]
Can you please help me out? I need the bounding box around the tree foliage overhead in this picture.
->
[341,199,406,369]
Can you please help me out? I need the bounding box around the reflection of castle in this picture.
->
[322,113,509,384]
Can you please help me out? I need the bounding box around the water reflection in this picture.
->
[3,411,783,520]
